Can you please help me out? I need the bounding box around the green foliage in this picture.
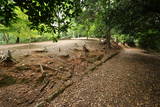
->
[136,30,160,50]
[0,7,38,44]
[0,0,83,42]
[13,0,83,34]
[0,0,159,51]
[112,34,135,46]
[10,8,37,38]
[0,0,17,26]
[0,7,55,44]
[67,0,112,39]
[110,0,160,35]
[112,29,160,50]
[109,0,160,50]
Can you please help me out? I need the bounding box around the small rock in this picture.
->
[47,62,53,64]
[59,66,64,70]
[64,80,73,87]
[59,53,70,58]
[60,72,72,81]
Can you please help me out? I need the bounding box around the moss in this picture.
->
[16,66,31,71]
[0,74,16,87]
[17,78,30,84]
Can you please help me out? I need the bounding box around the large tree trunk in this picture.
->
[105,23,112,49]
[105,0,111,49]
[106,33,111,49]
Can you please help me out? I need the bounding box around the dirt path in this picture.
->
[0,40,91,59]
[48,48,160,107]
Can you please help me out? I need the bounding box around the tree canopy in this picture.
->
[0,0,160,50]
[0,0,83,32]
[68,0,160,50]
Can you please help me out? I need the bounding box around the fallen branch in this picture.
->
[41,65,57,71]
[88,51,120,71]
[40,81,49,92]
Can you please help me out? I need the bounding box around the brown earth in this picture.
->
[48,48,160,107]
[0,39,120,107]
[0,40,159,107]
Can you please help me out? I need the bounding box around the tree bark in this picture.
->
[16,37,20,43]
[3,32,9,44]
[105,0,111,49]
[105,31,111,49]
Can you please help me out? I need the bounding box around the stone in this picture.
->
[59,53,70,58]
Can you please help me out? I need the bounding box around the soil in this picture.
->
[0,39,119,107]
[0,40,159,107]
[48,48,160,107]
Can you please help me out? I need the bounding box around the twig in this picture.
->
[39,64,44,73]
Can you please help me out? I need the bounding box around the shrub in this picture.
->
[136,30,160,51]
[112,34,135,46]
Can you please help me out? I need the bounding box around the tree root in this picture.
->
[0,50,17,66]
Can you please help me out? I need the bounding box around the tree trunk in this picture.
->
[105,0,111,49]
[105,32,111,49]
[87,34,89,40]
[57,9,61,39]
[87,23,89,40]
[6,33,9,44]
[58,21,60,38]
[16,37,20,43]
[3,32,9,44]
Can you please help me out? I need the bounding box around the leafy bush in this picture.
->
[136,30,160,51]
[112,34,135,46]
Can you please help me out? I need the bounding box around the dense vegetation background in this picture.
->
[0,0,160,51]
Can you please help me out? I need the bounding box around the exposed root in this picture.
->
[40,81,50,92]
[0,50,17,66]
[83,44,89,56]
[34,48,48,53]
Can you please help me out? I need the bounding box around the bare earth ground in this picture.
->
[49,48,160,107]
[0,39,116,107]
[0,40,160,107]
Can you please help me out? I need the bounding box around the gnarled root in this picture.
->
[0,50,17,66]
